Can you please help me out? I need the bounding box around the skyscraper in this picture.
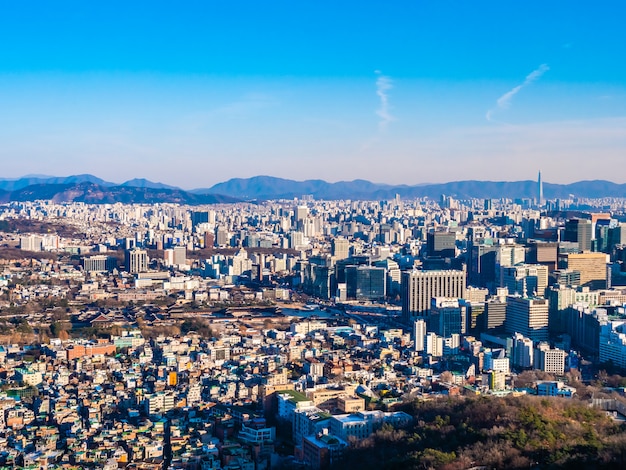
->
[537,171,544,207]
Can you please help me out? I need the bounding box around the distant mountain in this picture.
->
[0,182,239,205]
[120,178,180,190]
[192,176,398,200]
[0,174,114,191]
[1,174,626,202]
[194,176,626,200]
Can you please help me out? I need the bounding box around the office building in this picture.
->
[191,211,209,227]
[125,249,149,274]
[608,224,626,252]
[527,241,558,272]
[565,252,608,289]
[469,242,498,289]
[534,343,566,375]
[505,296,549,342]
[501,264,548,298]
[215,227,230,247]
[82,255,118,273]
[303,259,333,300]
[430,297,467,337]
[332,237,350,260]
[164,246,187,267]
[511,333,534,369]
[401,269,466,323]
[289,231,305,250]
[414,320,426,352]
[550,269,581,287]
[426,230,456,259]
[483,299,507,331]
[345,265,386,301]
[563,218,592,252]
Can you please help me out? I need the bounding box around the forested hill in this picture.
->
[331,395,626,470]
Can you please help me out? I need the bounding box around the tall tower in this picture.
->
[537,171,544,207]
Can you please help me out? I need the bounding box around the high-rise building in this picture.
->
[303,256,334,300]
[173,246,186,266]
[483,298,507,332]
[295,206,308,223]
[430,297,467,337]
[289,231,305,249]
[374,259,401,297]
[594,219,612,253]
[565,252,608,289]
[191,211,209,227]
[215,227,230,247]
[608,224,626,253]
[527,241,558,272]
[204,231,215,249]
[537,171,544,206]
[20,235,43,252]
[426,231,456,259]
[469,242,498,288]
[332,237,350,260]
[165,246,187,267]
[501,264,548,298]
[534,343,566,374]
[505,296,549,342]
[563,218,592,252]
[401,269,466,323]
[345,266,386,301]
[414,320,426,352]
[125,249,149,274]
[511,333,534,369]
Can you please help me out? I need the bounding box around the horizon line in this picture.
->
[2,173,626,192]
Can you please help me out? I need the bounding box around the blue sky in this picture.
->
[0,1,625,188]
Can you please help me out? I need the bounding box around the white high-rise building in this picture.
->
[414,320,426,352]
[506,296,549,342]
[511,333,534,369]
[402,269,466,323]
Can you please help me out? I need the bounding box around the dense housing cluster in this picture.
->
[1,190,626,469]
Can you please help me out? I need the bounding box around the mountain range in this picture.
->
[196,176,626,200]
[0,177,237,205]
[0,174,625,204]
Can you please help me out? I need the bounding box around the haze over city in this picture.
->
[1,1,625,187]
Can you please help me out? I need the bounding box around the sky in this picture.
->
[0,1,625,188]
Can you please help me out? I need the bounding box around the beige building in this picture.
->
[565,252,608,289]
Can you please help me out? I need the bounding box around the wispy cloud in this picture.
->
[486,64,549,122]
[375,70,394,131]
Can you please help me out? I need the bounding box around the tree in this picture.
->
[50,322,69,337]
[440,371,454,384]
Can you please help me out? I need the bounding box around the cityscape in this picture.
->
[1,2,626,469]
[1,172,626,468]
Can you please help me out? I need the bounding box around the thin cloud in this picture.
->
[486,64,549,122]
[375,70,394,131]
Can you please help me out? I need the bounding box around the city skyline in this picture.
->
[0,2,625,186]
